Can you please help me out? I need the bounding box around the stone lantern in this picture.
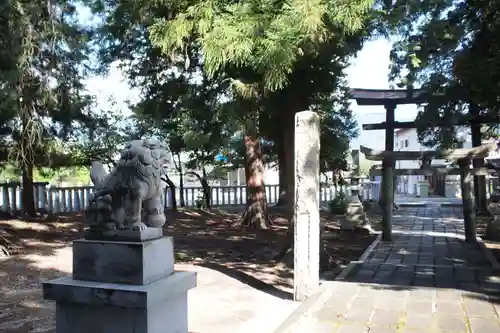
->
[341,168,371,231]
[486,185,500,240]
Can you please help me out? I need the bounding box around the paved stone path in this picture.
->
[277,207,500,333]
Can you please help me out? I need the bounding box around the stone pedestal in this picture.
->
[72,237,175,285]
[487,201,500,240]
[43,236,197,333]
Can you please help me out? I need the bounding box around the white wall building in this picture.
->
[394,127,499,197]
[165,149,280,188]
[224,166,279,186]
[394,128,444,195]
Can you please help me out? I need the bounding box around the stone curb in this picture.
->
[335,233,382,281]
[358,233,382,261]
[477,235,500,271]
[272,281,338,333]
[273,231,383,332]
[397,203,428,207]
[394,203,464,208]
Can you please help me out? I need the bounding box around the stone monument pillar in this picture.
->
[293,111,320,302]
[43,140,197,333]
[341,175,371,231]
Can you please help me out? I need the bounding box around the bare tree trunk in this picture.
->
[188,168,211,208]
[275,111,295,257]
[202,167,211,208]
[164,175,177,211]
[470,104,487,214]
[276,143,287,206]
[173,153,185,207]
[239,135,272,229]
[21,108,36,217]
[21,161,36,217]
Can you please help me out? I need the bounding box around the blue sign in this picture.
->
[216,153,228,162]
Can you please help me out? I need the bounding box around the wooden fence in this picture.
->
[0,181,379,214]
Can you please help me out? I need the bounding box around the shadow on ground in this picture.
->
[0,206,377,332]
[339,213,500,306]
[167,207,377,296]
[0,207,376,293]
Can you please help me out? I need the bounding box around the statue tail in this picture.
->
[90,161,108,188]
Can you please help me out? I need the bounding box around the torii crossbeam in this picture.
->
[360,143,497,162]
[361,142,499,243]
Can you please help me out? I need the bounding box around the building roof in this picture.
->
[395,128,415,136]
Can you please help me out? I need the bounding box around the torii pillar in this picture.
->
[351,89,428,241]
[381,102,395,241]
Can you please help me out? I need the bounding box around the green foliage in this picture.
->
[0,164,90,184]
[387,0,500,148]
[0,0,102,187]
[35,167,90,184]
[88,0,378,186]
[148,0,375,95]
[72,96,142,167]
[328,190,347,214]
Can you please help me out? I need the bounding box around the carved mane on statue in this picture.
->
[84,139,170,241]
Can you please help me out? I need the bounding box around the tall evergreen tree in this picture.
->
[0,0,94,215]
[148,0,375,227]
[387,0,500,148]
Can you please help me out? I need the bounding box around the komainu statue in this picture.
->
[84,139,170,239]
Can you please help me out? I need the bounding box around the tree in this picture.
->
[0,0,95,216]
[127,44,235,209]
[148,0,374,228]
[386,0,500,212]
[71,96,143,168]
[387,0,500,147]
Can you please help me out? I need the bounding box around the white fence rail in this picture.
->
[0,181,380,214]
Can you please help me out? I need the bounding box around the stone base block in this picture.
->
[73,237,174,285]
[340,218,355,230]
[85,227,163,242]
[488,203,500,215]
[345,214,366,224]
[43,271,197,333]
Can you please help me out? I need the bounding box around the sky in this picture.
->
[345,39,420,149]
[83,36,420,151]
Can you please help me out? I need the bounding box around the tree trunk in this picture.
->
[276,143,287,206]
[283,115,295,209]
[239,135,272,229]
[470,104,487,214]
[174,154,185,207]
[21,107,36,217]
[188,169,211,208]
[21,161,36,217]
[274,111,296,256]
[164,175,177,211]
[202,168,211,208]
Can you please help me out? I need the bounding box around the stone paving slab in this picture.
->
[275,207,500,333]
[281,283,500,333]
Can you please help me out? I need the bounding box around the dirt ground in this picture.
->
[0,207,377,333]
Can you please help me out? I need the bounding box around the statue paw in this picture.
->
[131,222,147,231]
[145,213,166,228]
[103,222,117,231]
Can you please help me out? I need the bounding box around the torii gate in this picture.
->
[361,143,498,243]
[351,88,499,242]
